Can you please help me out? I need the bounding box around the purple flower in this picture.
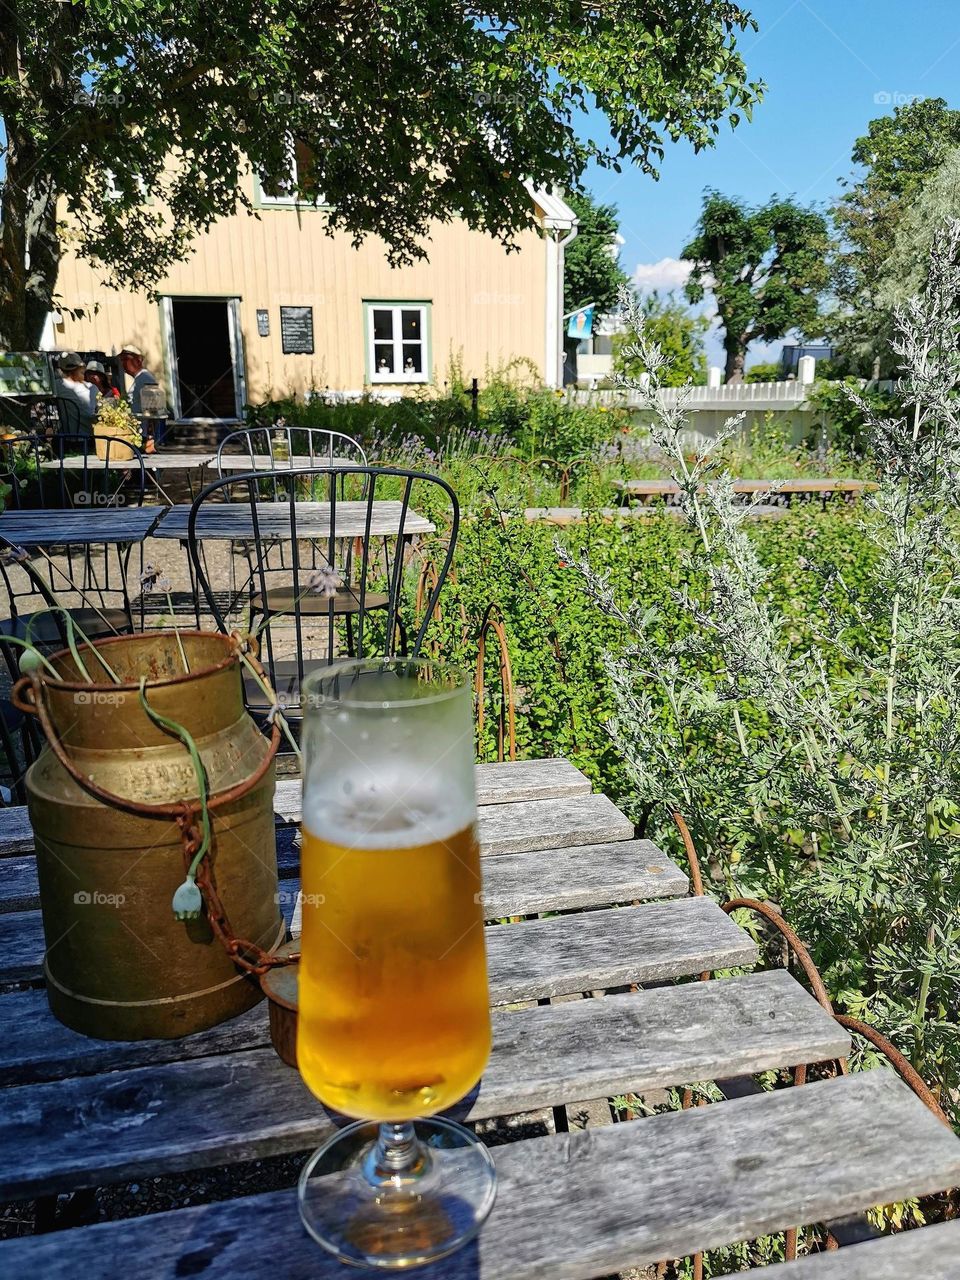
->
[306,565,341,599]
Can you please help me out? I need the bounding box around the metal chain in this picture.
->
[176,809,299,976]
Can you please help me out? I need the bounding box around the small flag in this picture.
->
[567,306,594,340]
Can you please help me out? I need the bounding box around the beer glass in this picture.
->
[297,658,496,1268]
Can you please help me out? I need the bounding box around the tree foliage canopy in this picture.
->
[827,97,960,375]
[0,0,764,347]
[563,191,628,316]
[614,290,707,386]
[683,190,830,382]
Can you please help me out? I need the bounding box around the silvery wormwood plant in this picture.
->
[563,223,960,1112]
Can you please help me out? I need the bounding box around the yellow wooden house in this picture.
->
[47,173,577,424]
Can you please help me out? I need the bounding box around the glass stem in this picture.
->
[363,1121,431,1188]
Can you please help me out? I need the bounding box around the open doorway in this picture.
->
[162,297,245,420]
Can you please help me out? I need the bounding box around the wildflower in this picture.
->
[265,697,288,726]
[140,565,172,593]
[0,544,31,565]
[306,565,342,599]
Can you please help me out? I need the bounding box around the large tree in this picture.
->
[0,2,763,349]
[828,97,960,375]
[878,146,960,310]
[683,191,830,383]
[563,191,628,315]
[614,290,707,386]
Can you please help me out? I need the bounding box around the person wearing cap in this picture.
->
[118,345,159,417]
[85,360,119,400]
[56,352,97,433]
[119,344,162,450]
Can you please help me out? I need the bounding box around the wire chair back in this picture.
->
[0,436,145,641]
[0,433,146,511]
[187,464,458,717]
[216,426,367,500]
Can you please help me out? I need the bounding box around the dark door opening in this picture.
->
[170,299,240,420]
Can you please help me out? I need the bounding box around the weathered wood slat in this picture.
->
[480,839,687,917]
[0,837,681,921]
[153,500,435,541]
[0,810,36,858]
[0,892,747,993]
[0,758,593,867]
[0,971,847,1198]
[285,839,688,932]
[718,1219,960,1279]
[478,793,633,855]
[271,758,593,824]
[1,1073,957,1280]
[485,896,755,1004]
[0,508,161,547]
[0,855,39,912]
[475,758,593,805]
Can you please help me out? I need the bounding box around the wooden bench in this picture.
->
[614,477,876,505]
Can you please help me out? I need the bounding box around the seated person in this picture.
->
[56,352,97,433]
[85,360,119,400]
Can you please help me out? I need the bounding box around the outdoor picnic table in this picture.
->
[0,756,959,1277]
[0,506,162,547]
[615,477,876,503]
[40,451,216,504]
[152,499,436,541]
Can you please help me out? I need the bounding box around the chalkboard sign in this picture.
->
[280,306,314,354]
[256,309,270,337]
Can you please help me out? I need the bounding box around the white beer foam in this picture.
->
[303,764,475,850]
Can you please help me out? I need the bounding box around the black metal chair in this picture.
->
[1,432,146,511]
[0,697,36,805]
[216,425,367,480]
[0,436,147,679]
[187,465,458,722]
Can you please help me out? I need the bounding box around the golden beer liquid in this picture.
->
[297,820,492,1121]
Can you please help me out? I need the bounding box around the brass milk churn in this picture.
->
[14,631,285,1040]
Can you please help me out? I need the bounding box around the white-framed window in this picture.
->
[104,170,149,202]
[365,303,431,384]
[259,138,324,206]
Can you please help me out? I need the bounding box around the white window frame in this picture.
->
[258,138,326,207]
[366,303,430,385]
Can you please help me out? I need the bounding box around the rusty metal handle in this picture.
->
[11,654,281,821]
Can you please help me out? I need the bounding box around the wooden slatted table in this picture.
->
[0,757,958,1278]
[40,452,215,504]
[152,500,436,541]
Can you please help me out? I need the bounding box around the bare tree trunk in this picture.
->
[0,10,62,349]
[24,178,61,347]
[724,342,746,384]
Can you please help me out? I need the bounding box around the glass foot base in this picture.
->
[298,1117,497,1270]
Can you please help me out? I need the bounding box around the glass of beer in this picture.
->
[297,658,496,1268]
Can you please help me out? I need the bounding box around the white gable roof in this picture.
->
[526,184,578,230]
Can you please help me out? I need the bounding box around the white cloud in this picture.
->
[632,257,694,294]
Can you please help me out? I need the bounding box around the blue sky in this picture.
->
[581,0,960,365]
